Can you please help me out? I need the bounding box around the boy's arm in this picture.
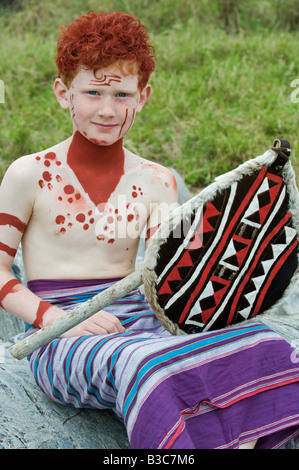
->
[0,157,57,328]
[0,158,124,336]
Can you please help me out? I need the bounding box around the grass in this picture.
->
[1,0,299,191]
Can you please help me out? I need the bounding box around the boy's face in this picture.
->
[54,63,151,146]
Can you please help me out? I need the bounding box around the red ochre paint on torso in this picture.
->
[67,131,125,207]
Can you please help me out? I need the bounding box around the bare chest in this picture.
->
[31,151,150,246]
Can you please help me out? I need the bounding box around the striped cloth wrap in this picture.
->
[25,278,299,449]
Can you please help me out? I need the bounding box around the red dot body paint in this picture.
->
[43,171,52,182]
[64,185,75,194]
[45,152,56,160]
[76,214,85,223]
[56,215,65,225]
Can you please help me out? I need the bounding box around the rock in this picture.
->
[0,334,130,449]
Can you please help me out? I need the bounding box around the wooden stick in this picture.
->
[9,269,143,360]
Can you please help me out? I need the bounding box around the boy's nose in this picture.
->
[97,98,116,118]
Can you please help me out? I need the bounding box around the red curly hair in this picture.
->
[56,10,155,90]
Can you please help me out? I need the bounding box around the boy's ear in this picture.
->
[136,84,151,113]
[53,78,69,110]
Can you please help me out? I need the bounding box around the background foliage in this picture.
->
[1,0,299,190]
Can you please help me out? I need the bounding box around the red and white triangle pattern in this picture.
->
[157,201,220,296]
[237,225,297,319]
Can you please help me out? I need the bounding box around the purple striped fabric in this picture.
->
[26,278,299,449]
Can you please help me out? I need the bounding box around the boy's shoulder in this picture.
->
[125,148,177,185]
[125,148,178,205]
[5,140,68,180]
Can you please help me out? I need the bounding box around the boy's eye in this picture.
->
[88,91,97,96]
[117,92,128,98]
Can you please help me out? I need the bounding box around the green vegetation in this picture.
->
[1,0,299,190]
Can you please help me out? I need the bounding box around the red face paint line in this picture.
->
[118,108,128,138]
[67,131,125,207]
[0,213,27,233]
[127,109,136,135]
[32,300,52,329]
[118,108,136,139]
[0,279,22,308]
[69,95,79,130]
[90,73,122,86]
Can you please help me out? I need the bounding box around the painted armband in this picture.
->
[0,279,22,308]
[0,213,27,257]
[32,301,52,329]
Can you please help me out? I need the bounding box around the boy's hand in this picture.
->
[43,306,125,337]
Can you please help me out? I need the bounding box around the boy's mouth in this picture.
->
[92,122,118,130]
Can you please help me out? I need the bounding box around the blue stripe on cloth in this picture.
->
[122,324,270,419]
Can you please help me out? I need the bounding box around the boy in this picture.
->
[1,11,299,449]
[0,11,177,336]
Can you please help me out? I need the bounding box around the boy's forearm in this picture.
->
[0,270,62,328]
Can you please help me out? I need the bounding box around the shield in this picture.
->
[143,139,299,335]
